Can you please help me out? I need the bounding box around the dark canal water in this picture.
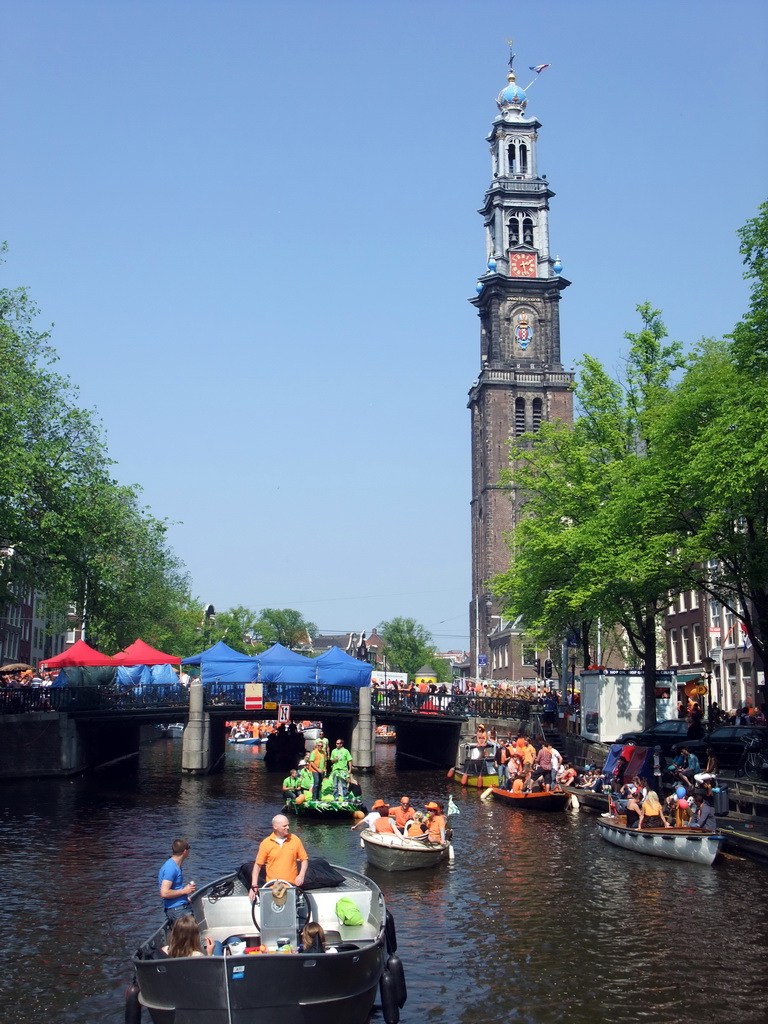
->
[1,737,767,1024]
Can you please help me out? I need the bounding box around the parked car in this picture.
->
[615,719,689,756]
[673,725,768,771]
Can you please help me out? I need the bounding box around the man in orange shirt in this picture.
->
[424,802,446,844]
[308,740,326,801]
[391,796,416,832]
[250,815,308,900]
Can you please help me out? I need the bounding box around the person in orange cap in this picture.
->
[350,799,386,832]
[424,802,446,844]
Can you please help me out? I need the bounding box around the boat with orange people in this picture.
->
[448,724,501,788]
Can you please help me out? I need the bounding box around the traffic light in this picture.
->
[543,658,553,678]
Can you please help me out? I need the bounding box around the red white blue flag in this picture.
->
[529,64,550,74]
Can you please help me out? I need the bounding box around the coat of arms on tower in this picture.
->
[515,313,532,350]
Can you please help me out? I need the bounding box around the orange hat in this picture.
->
[424,802,440,811]
[372,799,386,810]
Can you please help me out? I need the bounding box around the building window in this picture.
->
[708,600,721,646]
[532,398,542,431]
[507,142,516,173]
[522,646,536,666]
[515,397,526,437]
[693,623,701,663]
[680,626,690,664]
[669,628,678,665]
[689,589,699,610]
[741,661,752,683]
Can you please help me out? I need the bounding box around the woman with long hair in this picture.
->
[638,789,671,830]
[163,916,215,957]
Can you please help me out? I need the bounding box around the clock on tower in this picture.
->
[510,252,536,277]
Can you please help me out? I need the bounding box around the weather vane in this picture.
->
[506,38,516,70]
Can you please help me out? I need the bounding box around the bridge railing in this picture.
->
[0,685,190,715]
[371,691,535,720]
[205,682,357,711]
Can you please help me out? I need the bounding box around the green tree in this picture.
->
[0,252,191,647]
[378,617,436,679]
[253,608,317,650]
[492,304,685,727]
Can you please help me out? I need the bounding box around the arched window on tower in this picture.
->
[508,218,520,248]
[523,218,534,245]
[507,142,516,173]
[515,398,526,437]
[519,144,528,173]
[532,398,542,432]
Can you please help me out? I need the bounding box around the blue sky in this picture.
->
[3,1,767,649]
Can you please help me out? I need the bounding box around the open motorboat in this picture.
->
[489,787,569,811]
[597,816,724,866]
[361,829,451,871]
[127,865,406,1024]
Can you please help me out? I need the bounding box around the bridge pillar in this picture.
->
[351,686,375,774]
[182,680,211,773]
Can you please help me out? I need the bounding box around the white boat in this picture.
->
[596,817,725,866]
[361,829,451,871]
[128,866,406,1024]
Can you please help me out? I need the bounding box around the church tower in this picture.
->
[468,54,574,676]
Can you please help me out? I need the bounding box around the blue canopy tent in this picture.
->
[253,644,316,684]
[314,647,372,688]
[181,641,260,683]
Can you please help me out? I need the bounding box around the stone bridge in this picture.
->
[0,683,536,779]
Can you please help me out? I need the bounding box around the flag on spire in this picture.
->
[529,64,550,74]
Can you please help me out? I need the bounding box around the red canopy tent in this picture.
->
[112,639,181,666]
[41,639,116,668]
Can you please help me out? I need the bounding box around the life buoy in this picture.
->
[124,983,141,1024]
[380,969,400,1024]
[386,953,407,1008]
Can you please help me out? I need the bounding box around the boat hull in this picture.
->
[597,819,724,866]
[133,867,390,1024]
[489,788,569,811]
[361,830,450,871]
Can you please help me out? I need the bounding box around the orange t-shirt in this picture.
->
[406,821,425,837]
[374,816,396,834]
[512,778,524,792]
[392,806,415,829]
[308,749,325,774]
[255,833,308,883]
[427,814,446,842]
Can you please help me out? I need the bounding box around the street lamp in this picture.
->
[702,655,715,715]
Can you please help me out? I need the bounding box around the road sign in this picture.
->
[478,655,488,667]
[244,684,263,710]
[278,704,291,724]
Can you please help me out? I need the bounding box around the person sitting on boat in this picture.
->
[158,838,196,928]
[330,739,353,800]
[391,796,416,832]
[557,762,578,787]
[693,749,719,792]
[307,742,327,801]
[250,815,308,901]
[162,915,217,958]
[637,790,671,830]
[406,812,426,838]
[670,748,700,791]
[282,769,302,803]
[687,793,718,831]
[301,922,327,954]
[351,799,386,831]
[510,773,525,793]
[374,805,397,834]
[296,761,313,797]
[424,802,446,844]
[623,793,642,828]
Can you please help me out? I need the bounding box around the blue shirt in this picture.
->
[158,857,188,910]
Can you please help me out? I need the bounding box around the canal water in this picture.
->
[1,737,767,1024]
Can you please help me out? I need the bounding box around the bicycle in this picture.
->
[735,737,768,780]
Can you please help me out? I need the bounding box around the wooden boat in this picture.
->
[715,820,768,863]
[450,751,499,788]
[489,787,569,811]
[128,866,406,1024]
[596,816,725,866]
[289,795,365,819]
[360,829,451,871]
